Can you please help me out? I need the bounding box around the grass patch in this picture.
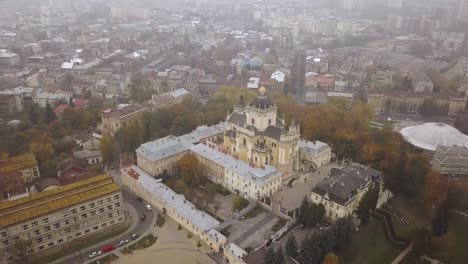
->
[340,218,401,264]
[243,204,265,219]
[156,214,165,227]
[89,253,118,264]
[123,234,157,254]
[271,218,287,233]
[32,222,130,264]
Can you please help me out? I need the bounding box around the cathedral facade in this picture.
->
[223,86,300,175]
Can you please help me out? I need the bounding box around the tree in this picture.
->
[232,196,249,211]
[115,123,144,153]
[43,101,56,124]
[412,228,432,257]
[431,199,450,236]
[297,196,325,227]
[100,135,115,163]
[205,183,217,204]
[356,183,380,224]
[423,170,448,210]
[263,246,286,264]
[175,153,205,187]
[285,235,298,259]
[322,252,339,264]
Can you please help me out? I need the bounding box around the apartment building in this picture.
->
[224,242,247,264]
[410,72,434,93]
[0,174,123,263]
[121,166,226,252]
[101,103,148,136]
[311,164,383,221]
[0,153,40,184]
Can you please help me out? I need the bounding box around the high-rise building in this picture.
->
[458,0,468,22]
[387,0,404,9]
[0,175,123,264]
[291,49,306,104]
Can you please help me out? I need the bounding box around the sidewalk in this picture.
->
[50,202,139,264]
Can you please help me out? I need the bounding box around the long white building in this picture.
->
[121,166,226,252]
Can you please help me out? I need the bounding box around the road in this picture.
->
[233,213,276,244]
[54,187,154,264]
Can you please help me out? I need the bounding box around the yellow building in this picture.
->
[224,87,300,175]
[101,103,148,136]
[0,174,123,263]
[0,153,40,184]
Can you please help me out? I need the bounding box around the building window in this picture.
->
[98,200,103,205]
[38,246,44,251]
[268,119,271,124]
[80,206,86,211]
[48,242,54,247]
[93,226,99,231]
[57,239,63,244]
[114,195,120,200]
[75,232,81,237]
[108,213,113,218]
[90,211,96,216]
[2,240,9,247]
[99,208,105,213]
[34,230,40,236]
[107,205,113,210]
[36,238,43,243]
[243,138,246,145]
[65,228,71,234]
[251,118,255,124]
[44,226,51,232]
[42,218,49,224]
[64,219,70,225]
[0,232,6,238]
[47,234,52,240]
[106,197,111,203]
[53,223,60,229]
[84,229,90,234]
[31,221,38,227]
[22,224,28,231]
[115,202,121,208]
[71,209,77,214]
[89,203,95,208]
[81,214,87,219]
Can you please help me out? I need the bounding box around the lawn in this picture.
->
[243,204,266,219]
[340,218,401,264]
[122,234,158,254]
[89,253,119,264]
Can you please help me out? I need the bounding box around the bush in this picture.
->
[214,183,231,196]
[243,204,265,219]
[245,246,254,253]
[272,218,288,233]
[232,196,249,211]
[156,214,165,227]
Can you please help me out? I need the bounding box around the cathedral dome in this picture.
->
[250,86,275,110]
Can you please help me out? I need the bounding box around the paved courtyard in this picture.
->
[272,163,335,212]
[114,217,216,264]
[206,192,236,221]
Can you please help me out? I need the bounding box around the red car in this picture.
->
[102,245,115,253]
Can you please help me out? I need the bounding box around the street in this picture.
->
[54,187,154,264]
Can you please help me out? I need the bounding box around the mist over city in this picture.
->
[0,0,467,264]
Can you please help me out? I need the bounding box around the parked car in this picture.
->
[145,204,152,211]
[136,197,143,202]
[88,251,102,258]
[102,245,115,253]
[131,233,139,240]
[117,240,129,247]
[141,214,146,221]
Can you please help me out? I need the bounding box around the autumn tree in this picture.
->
[129,75,154,102]
[232,196,249,211]
[431,198,450,236]
[29,134,56,176]
[115,123,144,153]
[175,153,205,188]
[100,135,115,163]
[423,170,448,210]
[10,239,33,264]
[322,252,339,264]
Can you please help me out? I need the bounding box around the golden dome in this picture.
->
[259,85,267,96]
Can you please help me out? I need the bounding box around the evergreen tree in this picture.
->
[263,247,276,264]
[275,247,285,264]
[356,183,380,224]
[285,235,298,259]
[44,101,56,124]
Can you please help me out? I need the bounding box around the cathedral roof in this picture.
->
[250,85,275,110]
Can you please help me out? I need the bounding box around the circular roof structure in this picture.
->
[400,122,468,152]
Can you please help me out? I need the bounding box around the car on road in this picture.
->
[88,251,102,258]
[131,233,139,240]
[102,245,115,253]
[141,214,146,221]
[117,240,129,247]
[145,204,152,211]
